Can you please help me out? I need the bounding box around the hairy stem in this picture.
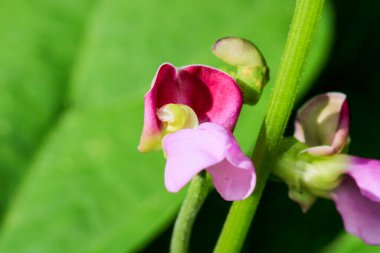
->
[213,0,325,252]
[170,172,209,253]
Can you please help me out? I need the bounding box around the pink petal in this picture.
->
[294,92,349,156]
[162,123,255,201]
[333,177,380,245]
[206,140,256,201]
[138,63,243,152]
[347,157,380,202]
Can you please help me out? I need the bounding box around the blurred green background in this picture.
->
[0,0,379,252]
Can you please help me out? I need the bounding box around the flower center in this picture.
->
[157,104,199,134]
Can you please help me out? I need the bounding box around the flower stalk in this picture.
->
[214,0,326,252]
[170,172,209,253]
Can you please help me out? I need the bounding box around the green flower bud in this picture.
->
[212,37,269,105]
[212,37,265,66]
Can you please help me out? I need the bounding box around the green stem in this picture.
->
[170,172,209,253]
[213,0,325,252]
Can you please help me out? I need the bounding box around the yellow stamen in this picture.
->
[157,104,199,134]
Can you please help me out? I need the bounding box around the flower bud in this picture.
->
[212,37,269,105]
[212,37,265,66]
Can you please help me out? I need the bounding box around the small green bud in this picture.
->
[212,37,269,105]
[273,138,349,211]
[212,37,265,66]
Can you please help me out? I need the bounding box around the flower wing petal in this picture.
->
[333,177,380,245]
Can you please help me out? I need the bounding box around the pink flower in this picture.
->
[138,63,243,152]
[138,63,255,201]
[333,158,380,245]
[294,92,380,245]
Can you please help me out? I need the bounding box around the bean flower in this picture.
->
[273,92,380,245]
[138,63,256,201]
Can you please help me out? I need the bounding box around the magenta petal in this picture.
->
[333,177,380,245]
[294,92,350,155]
[347,157,380,202]
[138,63,243,152]
[176,65,243,129]
[162,123,255,201]
[138,64,176,152]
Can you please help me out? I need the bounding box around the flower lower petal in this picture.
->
[163,123,230,192]
[206,148,256,201]
[333,177,380,245]
[162,123,255,201]
[347,157,380,202]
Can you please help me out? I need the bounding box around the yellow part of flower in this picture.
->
[157,104,199,134]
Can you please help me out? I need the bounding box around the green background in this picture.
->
[0,0,378,252]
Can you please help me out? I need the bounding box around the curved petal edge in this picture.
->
[333,177,380,245]
[347,157,380,202]
[163,123,255,200]
[294,92,349,156]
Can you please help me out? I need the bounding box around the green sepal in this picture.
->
[236,65,269,105]
[273,137,350,211]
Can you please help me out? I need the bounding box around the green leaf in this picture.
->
[0,0,96,213]
[0,0,332,252]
